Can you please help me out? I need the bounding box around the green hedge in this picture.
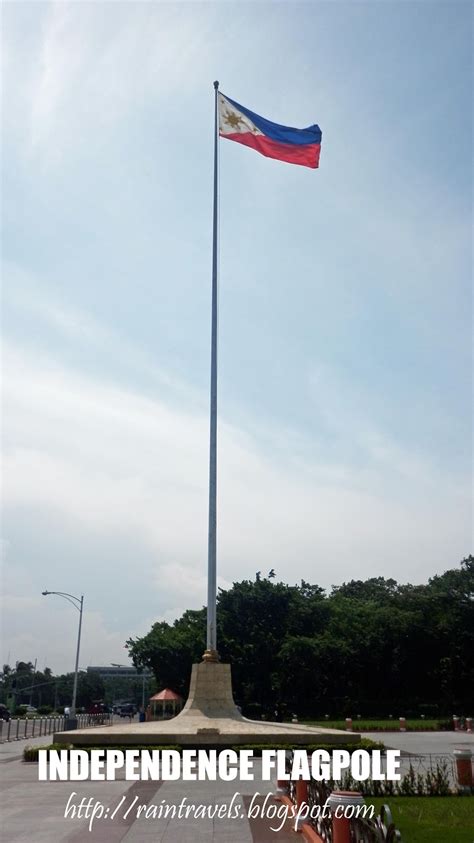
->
[23,738,383,762]
[304,718,453,732]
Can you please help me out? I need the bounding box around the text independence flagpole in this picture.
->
[204,80,219,661]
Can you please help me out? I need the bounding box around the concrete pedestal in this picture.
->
[55,661,358,747]
[180,661,243,719]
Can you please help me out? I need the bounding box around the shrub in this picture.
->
[340,761,454,797]
[23,744,65,761]
[23,744,180,761]
[437,719,453,731]
[23,738,383,762]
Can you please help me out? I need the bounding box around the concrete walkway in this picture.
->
[362,729,474,756]
[3,731,470,841]
[0,745,299,842]
[0,732,56,762]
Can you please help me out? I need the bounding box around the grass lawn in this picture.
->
[302,718,443,731]
[366,797,474,842]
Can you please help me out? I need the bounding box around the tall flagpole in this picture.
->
[204,80,219,662]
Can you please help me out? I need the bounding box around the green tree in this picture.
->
[126,559,473,717]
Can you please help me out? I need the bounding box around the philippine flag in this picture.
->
[218,93,322,169]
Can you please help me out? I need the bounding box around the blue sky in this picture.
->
[2,1,472,673]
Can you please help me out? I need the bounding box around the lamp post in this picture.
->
[42,590,84,728]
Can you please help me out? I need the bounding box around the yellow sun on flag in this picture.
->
[223,109,244,130]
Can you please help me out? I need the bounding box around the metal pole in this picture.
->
[29,658,37,707]
[71,596,84,717]
[41,591,84,724]
[205,80,219,661]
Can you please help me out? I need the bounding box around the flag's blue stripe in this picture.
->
[222,93,322,147]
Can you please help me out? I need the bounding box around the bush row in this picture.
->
[23,738,383,762]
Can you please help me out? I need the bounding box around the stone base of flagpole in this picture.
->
[180,661,242,719]
[54,661,360,747]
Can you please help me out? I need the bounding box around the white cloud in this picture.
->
[5,275,110,344]
[3,334,469,584]
[1,275,471,672]
[18,2,215,160]
[1,0,470,677]
[1,596,130,674]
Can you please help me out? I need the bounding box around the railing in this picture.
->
[284,751,334,841]
[350,805,402,842]
[282,750,403,842]
[307,777,333,840]
[398,754,455,791]
[0,713,113,743]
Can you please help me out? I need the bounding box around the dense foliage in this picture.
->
[0,661,106,711]
[0,663,154,711]
[126,557,473,719]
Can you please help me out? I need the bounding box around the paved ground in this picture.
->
[360,730,474,785]
[2,731,471,841]
[0,742,299,843]
[362,729,474,756]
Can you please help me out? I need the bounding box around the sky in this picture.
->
[1,0,472,674]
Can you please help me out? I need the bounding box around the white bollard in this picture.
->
[327,791,365,843]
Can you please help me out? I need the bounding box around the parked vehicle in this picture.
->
[118,703,137,718]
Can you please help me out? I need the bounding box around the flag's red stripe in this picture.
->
[221,132,320,169]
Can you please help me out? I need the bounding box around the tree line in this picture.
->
[0,663,154,713]
[126,556,473,720]
[0,662,105,713]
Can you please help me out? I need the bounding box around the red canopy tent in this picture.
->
[148,688,183,720]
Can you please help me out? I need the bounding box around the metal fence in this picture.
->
[350,805,402,843]
[284,750,403,842]
[0,713,113,743]
[306,778,333,840]
[397,753,456,792]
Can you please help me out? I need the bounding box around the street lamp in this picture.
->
[42,590,84,727]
